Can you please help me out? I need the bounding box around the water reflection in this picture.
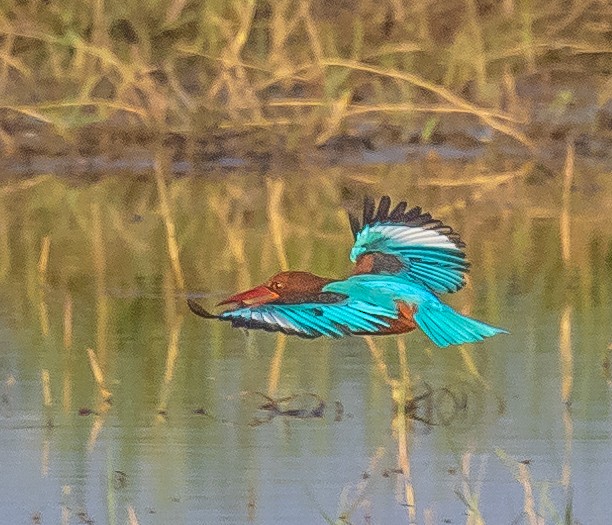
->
[0,153,610,523]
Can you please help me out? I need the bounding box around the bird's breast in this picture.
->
[375,301,418,335]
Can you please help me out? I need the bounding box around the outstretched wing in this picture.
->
[187,296,397,339]
[348,196,469,294]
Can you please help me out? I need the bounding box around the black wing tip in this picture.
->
[351,195,466,249]
[187,299,219,319]
[348,212,361,239]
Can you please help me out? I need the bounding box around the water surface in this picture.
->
[0,157,611,524]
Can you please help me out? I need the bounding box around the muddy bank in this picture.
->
[1,82,610,178]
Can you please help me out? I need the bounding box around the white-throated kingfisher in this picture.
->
[187,196,507,347]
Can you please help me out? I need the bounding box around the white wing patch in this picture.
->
[363,224,462,251]
[349,221,468,294]
[219,299,396,338]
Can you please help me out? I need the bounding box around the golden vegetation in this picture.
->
[0,0,609,154]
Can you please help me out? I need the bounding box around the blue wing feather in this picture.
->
[198,273,507,345]
[218,297,395,338]
[349,197,469,294]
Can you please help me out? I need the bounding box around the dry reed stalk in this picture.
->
[127,505,140,525]
[156,315,184,417]
[0,100,147,119]
[265,178,289,270]
[2,375,15,416]
[559,305,573,404]
[320,59,534,149]
[0,126,15,156]
[209,192,251,290]
[41,438,50,478]
[561,405,573,489]
[460,452,486,525]
[559,303,574,494]
[162,269,177,326]
[62,287,73,414]
[154,152,185,290]
[216,118,294,130]
[395,339,417,524]
[415,166,531,187]
[91,203,109,361]
[269,1,302,68]
[0,33,16,94]
[37,235,51,282]
[364,336,394,387]
[41,369,52,477]
[315,91,352,146]
[87,413,106,452]
[459,347,487,384]
[560,139,575,264]
[299,0,324,64]
[208,0,262,120]
[61,486,71,525]
[344,102,523,122]
[465,0,487,95]
[38,298,50,337]
[165,0,188,24]
[267,334,287,397]
[63,293,73,350]
[520,4,536,73]
[0,174,52,195]
[397,338,410,390]
[502,66,522,118]
[62,372,72,414]
[336,448,384,522]
[0,200,9,281]
[497,450,547,524]
[41,369,52,408]
[86,348,112,403]
[517,462,542,525]
[397,399,417,525]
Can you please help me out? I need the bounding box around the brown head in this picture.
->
[217,271,334,307]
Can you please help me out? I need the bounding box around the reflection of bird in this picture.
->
[188,196,507,347]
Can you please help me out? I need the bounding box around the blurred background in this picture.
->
[0,0,609,168]
[0,1,610,524]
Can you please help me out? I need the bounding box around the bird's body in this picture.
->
[188,196,507,347]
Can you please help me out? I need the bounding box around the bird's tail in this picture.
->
[414,302,507,348]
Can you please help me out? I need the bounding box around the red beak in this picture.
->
[217,285,279,307]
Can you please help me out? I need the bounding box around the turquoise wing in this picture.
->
[348,196,469,294]
[217,296,397,338]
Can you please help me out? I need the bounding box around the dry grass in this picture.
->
[87,347,113,403]
[0,0,608,155]
[154,152,186,290]
[41,369,52,408]
[267,334,288,397]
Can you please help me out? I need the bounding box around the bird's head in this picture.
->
[350,225,378,262]
[217,271,332,307]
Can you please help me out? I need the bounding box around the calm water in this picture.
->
[0,157,611,524]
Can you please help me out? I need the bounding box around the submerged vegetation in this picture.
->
[0,0,610,164]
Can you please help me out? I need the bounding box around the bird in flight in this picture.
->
[187,196,507,347]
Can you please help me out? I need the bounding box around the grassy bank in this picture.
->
[0,0,610,161]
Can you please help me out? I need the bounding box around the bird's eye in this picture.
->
[271,281,284,290]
